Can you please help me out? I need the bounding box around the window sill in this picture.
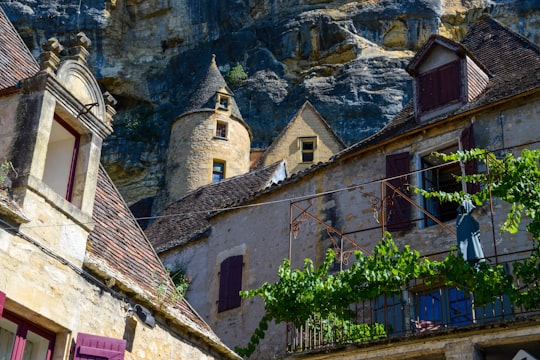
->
[213,136,229,141]
[0,191,29,226]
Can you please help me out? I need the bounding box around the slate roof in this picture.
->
[88,166,212,331]
[181,55,244,121]
[0,6,39,90]
[334,15,540,161]
[146,161,286,253]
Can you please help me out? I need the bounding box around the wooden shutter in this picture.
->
[385,152,412,231]
[74,333,126,360]
[460,124,480,194]
[418,72,436,112]
[0,291,5,318]
[439,61,460,104]
[218,255,243,312]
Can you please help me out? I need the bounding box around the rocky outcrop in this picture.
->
[3,0,540,204]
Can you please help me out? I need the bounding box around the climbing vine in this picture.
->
[236,148,540,357]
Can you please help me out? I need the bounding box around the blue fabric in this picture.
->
[456,200,485,263]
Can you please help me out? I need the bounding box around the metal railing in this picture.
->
[286,249,539,353]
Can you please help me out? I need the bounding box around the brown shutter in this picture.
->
[385,152,412,231]
[460,124,480,194]
[419,72,435,112]
[218,255,243,312]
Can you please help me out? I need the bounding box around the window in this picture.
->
[42,116,80,201]
[215,121,228,138]
[414,287,472,329]
[218,255,243,312]
[217,95,230,111]
[0,312,55,360]
[212,161,225,183]
[421,146,462,227]
[418,60,461,113]
[299,137,316,163]
[373,293,406,335]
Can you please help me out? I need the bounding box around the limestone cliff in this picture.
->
[4,0,540,204]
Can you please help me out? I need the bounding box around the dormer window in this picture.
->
[217,94,230,111]
[43,116,80,202]
[418,60,461,113]
[299,137,317,163]
[407,35,489,123]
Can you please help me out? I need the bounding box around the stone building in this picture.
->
[0,7,238,360]
[255,101,346,175]
[145,15,540,359]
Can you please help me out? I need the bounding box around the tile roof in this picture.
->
[334,15,540,160]
[88,166,212,331]
[0,6,39,90]
[146,161,286,253]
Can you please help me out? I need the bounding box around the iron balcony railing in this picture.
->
[286,249,539,353]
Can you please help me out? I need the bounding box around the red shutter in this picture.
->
[74,333,126,360]
[439,61,460,104]
[0,291,5,318]
[385,152,412,231]
[218,255,243,312]
[418,72,435,112]
[460,124,480,194]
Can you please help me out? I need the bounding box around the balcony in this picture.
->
[286,248,540,354]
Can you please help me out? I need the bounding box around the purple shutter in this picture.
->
[74,333,126,360]
[418,72,435,112]
[460,124,480,194]
[218,255,243,312]
[385,152,412,231]
[0,291,5,318]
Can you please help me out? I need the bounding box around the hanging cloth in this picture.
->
[456,199,485,264]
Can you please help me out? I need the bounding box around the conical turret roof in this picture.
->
[182,55,243,121]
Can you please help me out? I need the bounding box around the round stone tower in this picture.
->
[164,55,252,205]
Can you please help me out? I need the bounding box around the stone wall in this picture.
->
[0,228,231,360]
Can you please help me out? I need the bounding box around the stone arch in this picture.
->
[55,60,106,121]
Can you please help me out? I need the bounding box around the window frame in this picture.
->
[0,310,56,360]
[215,121,228,139]
[216,94,231,112]
[417,60,462,114]
[42,115,81,202]
[419,145,462,227]
[212,161,225,183]
[299,137,317,163]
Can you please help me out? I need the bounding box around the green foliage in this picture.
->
[225,63,248,87]
[0,161,9,186]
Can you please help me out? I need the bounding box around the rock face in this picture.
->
[4,0,540,204]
